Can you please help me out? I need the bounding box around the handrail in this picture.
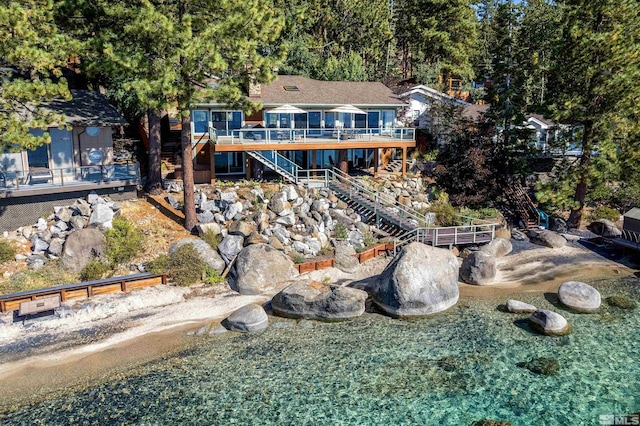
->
[246,150,299,183]
[215,127,416,144]
[392,222,498,254]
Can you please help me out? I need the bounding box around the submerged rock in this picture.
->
[222,304,269,332]
[474,420,514,426]
[605,295,637,310]
[558,281,601,312]
[272,280,368,321]
[460,251,496,285]
[372,242,459,317]
[517,357,560,376]
[506,299,537,314]
[232,244,298,295]
[529,309,571,336]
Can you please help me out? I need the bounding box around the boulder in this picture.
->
[245,231,268,246]
[272,280,368,321]
[48,238,65,257]
[511,229,527,241]
[54,207,73,223]
[232,244,298,295]
[529,309,571,336]
[283,185,298,201]
[32,238,49,255]
[26,255,47,271]
[224,202,243,221]
[195,222,221,236]
[479,238,512,258]
[587,219,622,238]
[73,200,92,217]
[70,215,86,230]
[460,251,496,285]
[167,195,181,210]
[169,238,225,273]
[506,299,537,313]
[197,211,215,223]
[88,204,114,229]
[548,216,568,233]
[217,234,245,263]
[269,192,291,215]
[372,242,459,317]
[228,220,255,237]
[275,214,296,227]
[558,281,601,312]
[528,229,566,248]
[200,200,219,212]
[222,304,269,332]
[61,228,106,273]
[334,254,359,274]
[517,357,560,376]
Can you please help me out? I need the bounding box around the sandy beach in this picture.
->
[0,238,637,410]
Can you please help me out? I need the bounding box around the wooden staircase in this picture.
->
[504,180,540,229]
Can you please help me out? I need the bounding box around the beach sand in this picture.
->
[0,239,637,410]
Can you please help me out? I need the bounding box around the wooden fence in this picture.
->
[294,244,392,274]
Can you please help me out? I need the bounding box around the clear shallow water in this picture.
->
[3,277,639,426]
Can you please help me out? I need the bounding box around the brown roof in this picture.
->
[462,103,489,121]
[201,75,406,108]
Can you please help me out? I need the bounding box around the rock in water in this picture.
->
[528,229,566,248]
[61,228,106,273]
[222,304,269,332]
[372,242,459,317]
[460,251,496,285]
[272,280,368,321]
[516,357,560,376]
[506,299,537,313]
[529,309,571,336]
[479,238,512,258]
[232,244,298,295]
[169,238,225,273]
[558,281,601,312]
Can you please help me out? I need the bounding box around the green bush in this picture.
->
[167,244,206,286]
[201,230,222,250]
[105,217,144,265]
[0,239,16,264]
[292,252,306,264]
[1,261,77,295]
[590,206,620,222]
[80,260,110,281]
[334,222,348,239]
[430,192,461,227]
[145,254,170,274]
[204,267,225,285]
[362,230,377,247]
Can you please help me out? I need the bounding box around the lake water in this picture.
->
[2,276,639,425]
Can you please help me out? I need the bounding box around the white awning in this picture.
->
[328,105,367,115]
[265,104,307,114]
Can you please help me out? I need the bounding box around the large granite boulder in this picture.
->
[528,229,566,248]
[506,299,537,313]
[269,191,291,215]
[558,281,601,312]
[272,280,368,321]
[548,216,568,233]
[529,309,571,336]
[169,238,225,273]
[371,242,459,317]
[222,304,269,332]
[228,220,256,237]
[232,244,298,295]
[587,219,622,238]
[61,228,106,273]
[217,234,245,263]
[460,251,496,285]
[479,238,512,258]
[88,204,114,230]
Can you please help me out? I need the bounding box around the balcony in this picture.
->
[0,163,140,196]
[214,127,416,145]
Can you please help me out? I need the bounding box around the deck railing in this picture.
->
[213,127,416,144]
[0,162,140,191]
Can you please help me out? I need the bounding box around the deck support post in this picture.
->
[312,150,317,178]
[245,155,252,180]
[401,147,407,178]
[209,144,216,184]
[373,148,379,177]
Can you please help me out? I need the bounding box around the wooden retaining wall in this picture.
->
[0,273,167,313]
[293,244,393,274]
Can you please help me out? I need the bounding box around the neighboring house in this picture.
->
[0,90,139,231]
[526,114,558,152]
[189,75,415,182]
[398,84,467,129]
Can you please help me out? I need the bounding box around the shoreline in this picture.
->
[0,243,637,411]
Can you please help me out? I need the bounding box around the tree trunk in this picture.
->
[144,109,164,195]
[181,114,197,232]
[567,122,594,229]
[337,149,348,173]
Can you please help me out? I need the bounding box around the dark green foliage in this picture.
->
[145,255,170,275]
[0,239,16,264]
[428,192,460,227]
[606,295,637,310]
[590,206,621,223]
[292,253,306,264]
[334,222,348,239]
[517,357,560,376]
[80,260,110,281]
[204,267,225,286]
[105,217,144,265]
[362,231,377,247]
[201,231,222,250]
[167,245,206,287]
[474,420,514,426]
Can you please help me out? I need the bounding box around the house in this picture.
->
[0,90,139,231]
[188,75,415,183]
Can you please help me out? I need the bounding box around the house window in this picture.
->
[325,113,336,129]
[382,110,395,129]
[192,110,208,133]
[210,110,243,136]
[413,110,420,120]
[354,113,367,129]
[367,111,380,129]
[293,113,307,129]
[308,112,321,129]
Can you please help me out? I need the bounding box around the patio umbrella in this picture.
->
[266,104,306,114]
[328,104,367,115]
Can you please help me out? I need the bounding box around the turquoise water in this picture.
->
[2,277,639,425]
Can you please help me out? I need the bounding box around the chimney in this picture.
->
[249,82,261,98]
